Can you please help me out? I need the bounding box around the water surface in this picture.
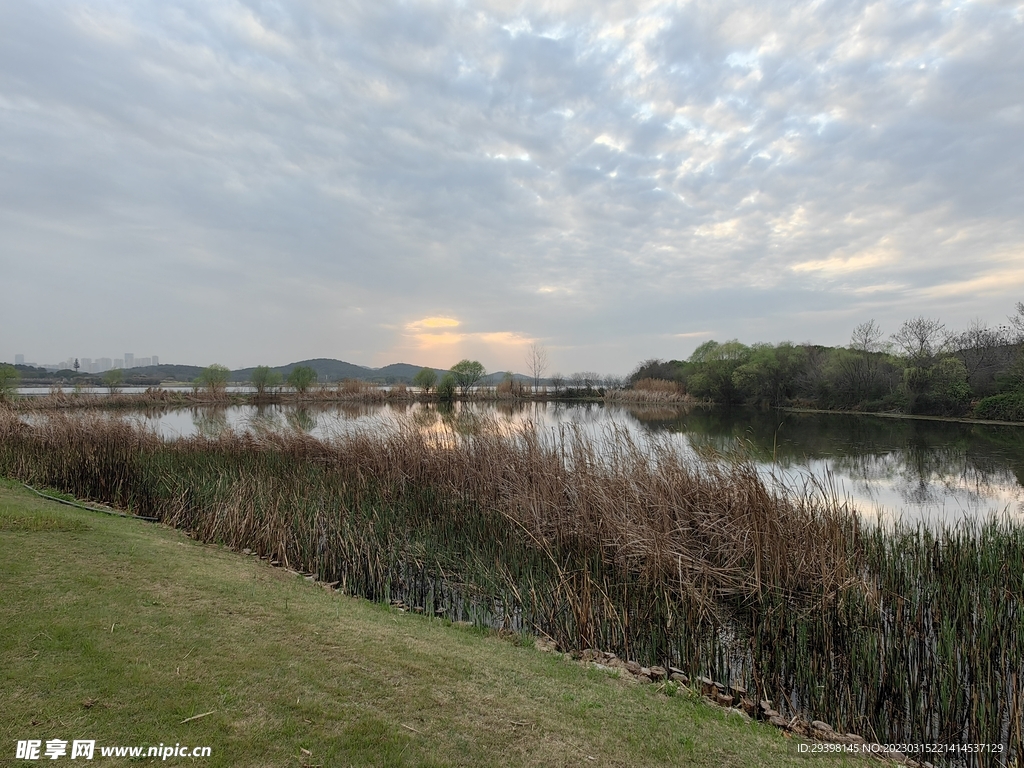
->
[91,401,1024,527]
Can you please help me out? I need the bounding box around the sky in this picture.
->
[2,1,1023,375]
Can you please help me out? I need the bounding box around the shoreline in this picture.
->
[780,405,1024,428]
[3,388,688,410]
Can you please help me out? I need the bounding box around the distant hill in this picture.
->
[229,359,453,384]
[480,371,534,385]
[9,359,541,386]
[230,358,373,383]
[130,364,204,382]
[230,360,537,385]
[373,363,443,382]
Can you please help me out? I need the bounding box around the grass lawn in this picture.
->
[0,479,869,767]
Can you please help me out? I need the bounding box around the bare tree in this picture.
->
[550,372,564,393]
[1009,302,1024,342]
[850,320,885,353]
[525,343,549,393]
[890,317,946,359]
[947,319,1013,383]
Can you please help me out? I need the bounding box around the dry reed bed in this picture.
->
[0,408,1020,765]
[604,378,696,404]
[0,408,858,631]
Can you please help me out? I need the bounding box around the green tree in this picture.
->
[732,343,807,407]
[0,363,19,401]
[287,365,317,395]
[197,364,230,396]
[904,356,971,416]
[931,357,971,411]
[685,340,750,404]
[251,365,282,397]
[1003,350,1024,392]
[412,367,438,393]
[449,359,486,395]
[437,373,457,401]
[102,368,124,395]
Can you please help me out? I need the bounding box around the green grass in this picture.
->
[0,481,866,767]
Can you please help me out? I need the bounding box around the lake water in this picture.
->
[95,401,1024,527]
[16,385,258,395]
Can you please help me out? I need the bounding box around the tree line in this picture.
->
[629,304,1024,421]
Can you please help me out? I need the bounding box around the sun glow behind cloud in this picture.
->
[406,316,461,332]
[392,316,533,369]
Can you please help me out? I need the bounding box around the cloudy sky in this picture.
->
[2,1,1022,374]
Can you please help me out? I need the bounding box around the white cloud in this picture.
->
[1,0,1022,372]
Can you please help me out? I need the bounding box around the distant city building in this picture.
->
[15,352,158,372]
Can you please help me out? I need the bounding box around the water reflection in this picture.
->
[192,408,229,439]
[285,408,317,433]
[247,405,284,435]
[115,402,1024,525]
[634,407,1024,523]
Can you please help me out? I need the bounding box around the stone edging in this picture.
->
[558,646,935,768]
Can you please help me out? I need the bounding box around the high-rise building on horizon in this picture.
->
[152,355,159,366]
[124,353,134,369]
[15,354,24,365]
[113,359,124,369]
[97,358,112,372]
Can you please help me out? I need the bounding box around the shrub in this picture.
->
[975,393,1024,422]
[0,364,19,401]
